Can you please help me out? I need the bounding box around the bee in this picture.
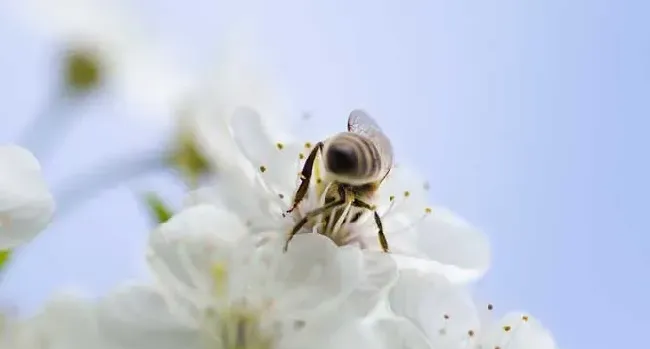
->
[283,109,394,252]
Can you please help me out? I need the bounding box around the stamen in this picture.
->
[331,202,353,243]
[211,263,229,298]
[276,142,284,150]
[438,313,450,336]
[304,142,312,149]
[259,166,267,173]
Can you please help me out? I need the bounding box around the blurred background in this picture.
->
[0,0,648,348]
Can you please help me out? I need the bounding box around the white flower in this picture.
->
[388,269,558,349]
[7,0,192,118]
[178,29,297,173]
[99,205,398,349]
[186,107,490,283]
[0,292,101,349]
[0,145,55,250]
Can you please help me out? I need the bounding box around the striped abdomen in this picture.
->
[323,132,382,182]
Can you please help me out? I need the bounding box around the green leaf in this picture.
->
[144,193,174,224]
[0,249,12,271]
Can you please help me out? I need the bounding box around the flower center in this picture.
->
[202,263,276,349]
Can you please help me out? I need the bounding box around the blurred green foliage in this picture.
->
[0,249,12,272]
[144,193,174,224]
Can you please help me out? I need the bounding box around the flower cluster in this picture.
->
[0,103,558,348]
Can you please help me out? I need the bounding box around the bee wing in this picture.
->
[347,109,394,174]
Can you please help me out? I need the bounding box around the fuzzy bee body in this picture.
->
[284,110,394,252]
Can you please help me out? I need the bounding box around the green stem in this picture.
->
[53,151,170,218]
[17,92,77,163]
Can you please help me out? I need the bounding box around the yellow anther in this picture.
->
[276,142,284,150]
[211,263,229,297]
[298,153,305,160]
[389,195,395,201]
[403,191,410,197]
[425,207,432,214]
[522,315,529,322]
[503,325,512,332]
[259,166,267,173]
[304,142,312,149]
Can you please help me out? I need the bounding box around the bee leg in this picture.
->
[284,197,346,252]
[373,211,390,253]
[286,142,324,214]
[352,199,390,253]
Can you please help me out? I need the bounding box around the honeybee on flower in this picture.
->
[185,107,491,284]
[283,109,394,253]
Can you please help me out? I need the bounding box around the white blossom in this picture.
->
[388,269,558,349]
[96,205,398,349]
[0,292,101,349]
[6,0,192,118]
[0,145,54,250]
[185,107,490,284]
[177,28,297,173]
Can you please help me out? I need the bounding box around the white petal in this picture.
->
[388,207,491,284]
[183,174,287,233]
[230,107,304,195]
[146,205,247,316]
[97,283,200,349]
[268,234,366,317]
[1,292,101,349]
[230,107,279,169]
[312,321,390,349]
[370,317,432,349]
[477,312,557,349]
[0,145,54,250]
[389,269,480,348]
[416,208,490,282]
[376,166,429,221]
[280,315,392,349]
[363,165,490,283]
[344,250,398,318]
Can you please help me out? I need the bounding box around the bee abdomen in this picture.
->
[327,133,381,179]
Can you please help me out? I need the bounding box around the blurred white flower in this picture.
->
[7,0,193,118]
[177,28,297,173]
[185,107,490,284]
[0,145,54,250]
[101,204,398,349]
[0,292,100,349]
[388,269,558,349]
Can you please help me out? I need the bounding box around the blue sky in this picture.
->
[0,1,648,348]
